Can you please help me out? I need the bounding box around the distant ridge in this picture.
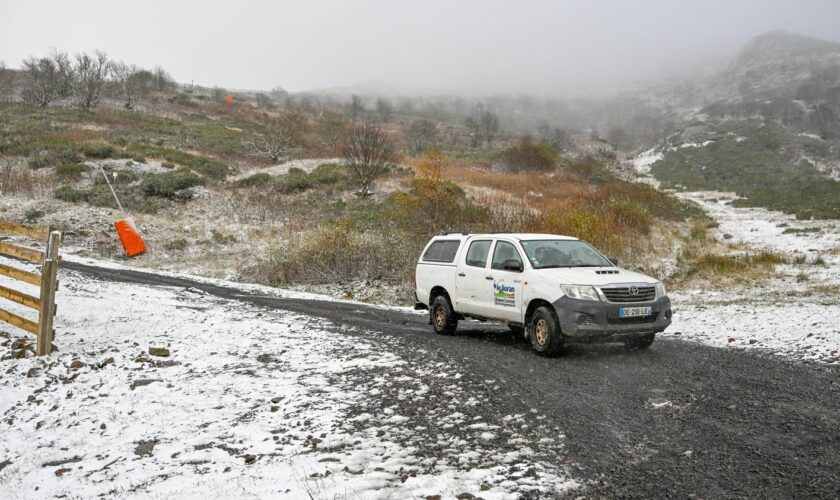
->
[731,30,840,67]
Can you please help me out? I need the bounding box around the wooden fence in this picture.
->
[0,220,61,356]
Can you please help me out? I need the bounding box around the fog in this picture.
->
[2,0,840,96]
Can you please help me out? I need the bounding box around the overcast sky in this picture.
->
[2,0,840,96]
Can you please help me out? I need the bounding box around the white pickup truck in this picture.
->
[414,233,672,355]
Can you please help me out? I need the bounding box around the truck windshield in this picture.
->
[521,240,613,269]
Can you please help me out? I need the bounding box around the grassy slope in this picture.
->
[651,121,840,219]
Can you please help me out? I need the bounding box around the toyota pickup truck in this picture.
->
[414,233,672,355]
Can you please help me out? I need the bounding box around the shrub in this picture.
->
[29,148,80,169]
[127,144,229,180]
[56,162,89,179]
[141,170,205,199]
[267,222,416,285]
[608,196,652,232]
[165,239,189,251]
[23,207,45,223]
[681,251,787,280]
[276,168,313,193]
[234,172,273,188]
[211,229,236,244]
[54,186,90,203]
[273,164,348,194]
[82,143,116,159]
[565,159,615,183]
[495,139,559,172]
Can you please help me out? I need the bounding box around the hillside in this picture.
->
[639,31,840,219]
[0,78,702,303]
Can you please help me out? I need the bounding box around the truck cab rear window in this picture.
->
[422,240,461,263]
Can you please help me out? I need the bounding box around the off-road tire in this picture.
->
[624,333,655,350]
[528,305,563,356]
[430,295,458,335]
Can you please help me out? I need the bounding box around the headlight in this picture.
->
[655,282,667,298]
[560,285,600,301]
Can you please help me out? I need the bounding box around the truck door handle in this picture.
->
[485,276,494,280]
[458,272,466,277]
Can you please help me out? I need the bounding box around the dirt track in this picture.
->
[62,260,840,498]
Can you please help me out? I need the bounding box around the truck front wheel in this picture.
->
[430,295,458,335]
[529,306,563,356]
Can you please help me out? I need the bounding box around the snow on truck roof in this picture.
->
[436,233,578,241]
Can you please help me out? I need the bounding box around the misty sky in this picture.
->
[2,0,840,96]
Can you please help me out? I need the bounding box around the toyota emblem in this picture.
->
[629,286,639,295]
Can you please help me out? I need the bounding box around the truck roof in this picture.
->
[436,233,578,241]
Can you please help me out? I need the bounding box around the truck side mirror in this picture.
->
[503,259,523,272]
[609,257,619,266]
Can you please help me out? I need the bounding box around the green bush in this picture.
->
[495,139,559,172]
[234,172,273,188]
[165,239,189,251]
[54,186,91,203]
[273,164,349,194]
[23,208,45,223]
[128,144,229,180]
[82,143,116,159]
[276,168,313,193]
[141,170,205,199]
[565,159,615,183]
[29,148,80,169]
[55,163,90,179]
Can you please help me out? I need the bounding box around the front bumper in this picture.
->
[551,295,672,343]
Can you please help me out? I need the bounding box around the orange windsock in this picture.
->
[114,217,147,257]
[224,95,233,105]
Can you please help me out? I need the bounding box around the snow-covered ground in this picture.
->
[667,192,840,364]
[0,258,578,499]
[230,158,344,181]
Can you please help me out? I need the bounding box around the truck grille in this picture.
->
[601,286,656,303]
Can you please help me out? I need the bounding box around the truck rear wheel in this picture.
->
[529,306,563,356]
[430,295,458,335]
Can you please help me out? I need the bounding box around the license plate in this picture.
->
[619,306,652,318]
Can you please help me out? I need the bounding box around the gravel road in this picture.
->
[61,260,840,498]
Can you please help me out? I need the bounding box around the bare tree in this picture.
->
[110,61,141,109]
[406,119,438,153]
[349,94,364,121]
[21,56,59,106]
[152,66,173,91]
[0,61,15,102]
[342,122,396,196]
[255,93,272,109]
[319,112,351,152]
[375,97,394,123]
[244,115,302,162]
[49,48,73,98]
[465,107,500,147]
[74,51,109,108]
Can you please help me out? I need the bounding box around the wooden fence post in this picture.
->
[36,231,60,356]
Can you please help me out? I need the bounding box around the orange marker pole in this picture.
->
[92,163,147,257]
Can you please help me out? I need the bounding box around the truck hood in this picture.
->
[533,267,659,286]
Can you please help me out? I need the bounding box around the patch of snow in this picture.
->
[631,148,663,175]
[231,158,344,181]
[0,258,579,498]
[666,191,840,364]
[797,132,823,141]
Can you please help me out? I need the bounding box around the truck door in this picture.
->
[455,239,493,316]
[483,240,525,322]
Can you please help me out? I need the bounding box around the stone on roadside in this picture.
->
[149,347,170,357]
